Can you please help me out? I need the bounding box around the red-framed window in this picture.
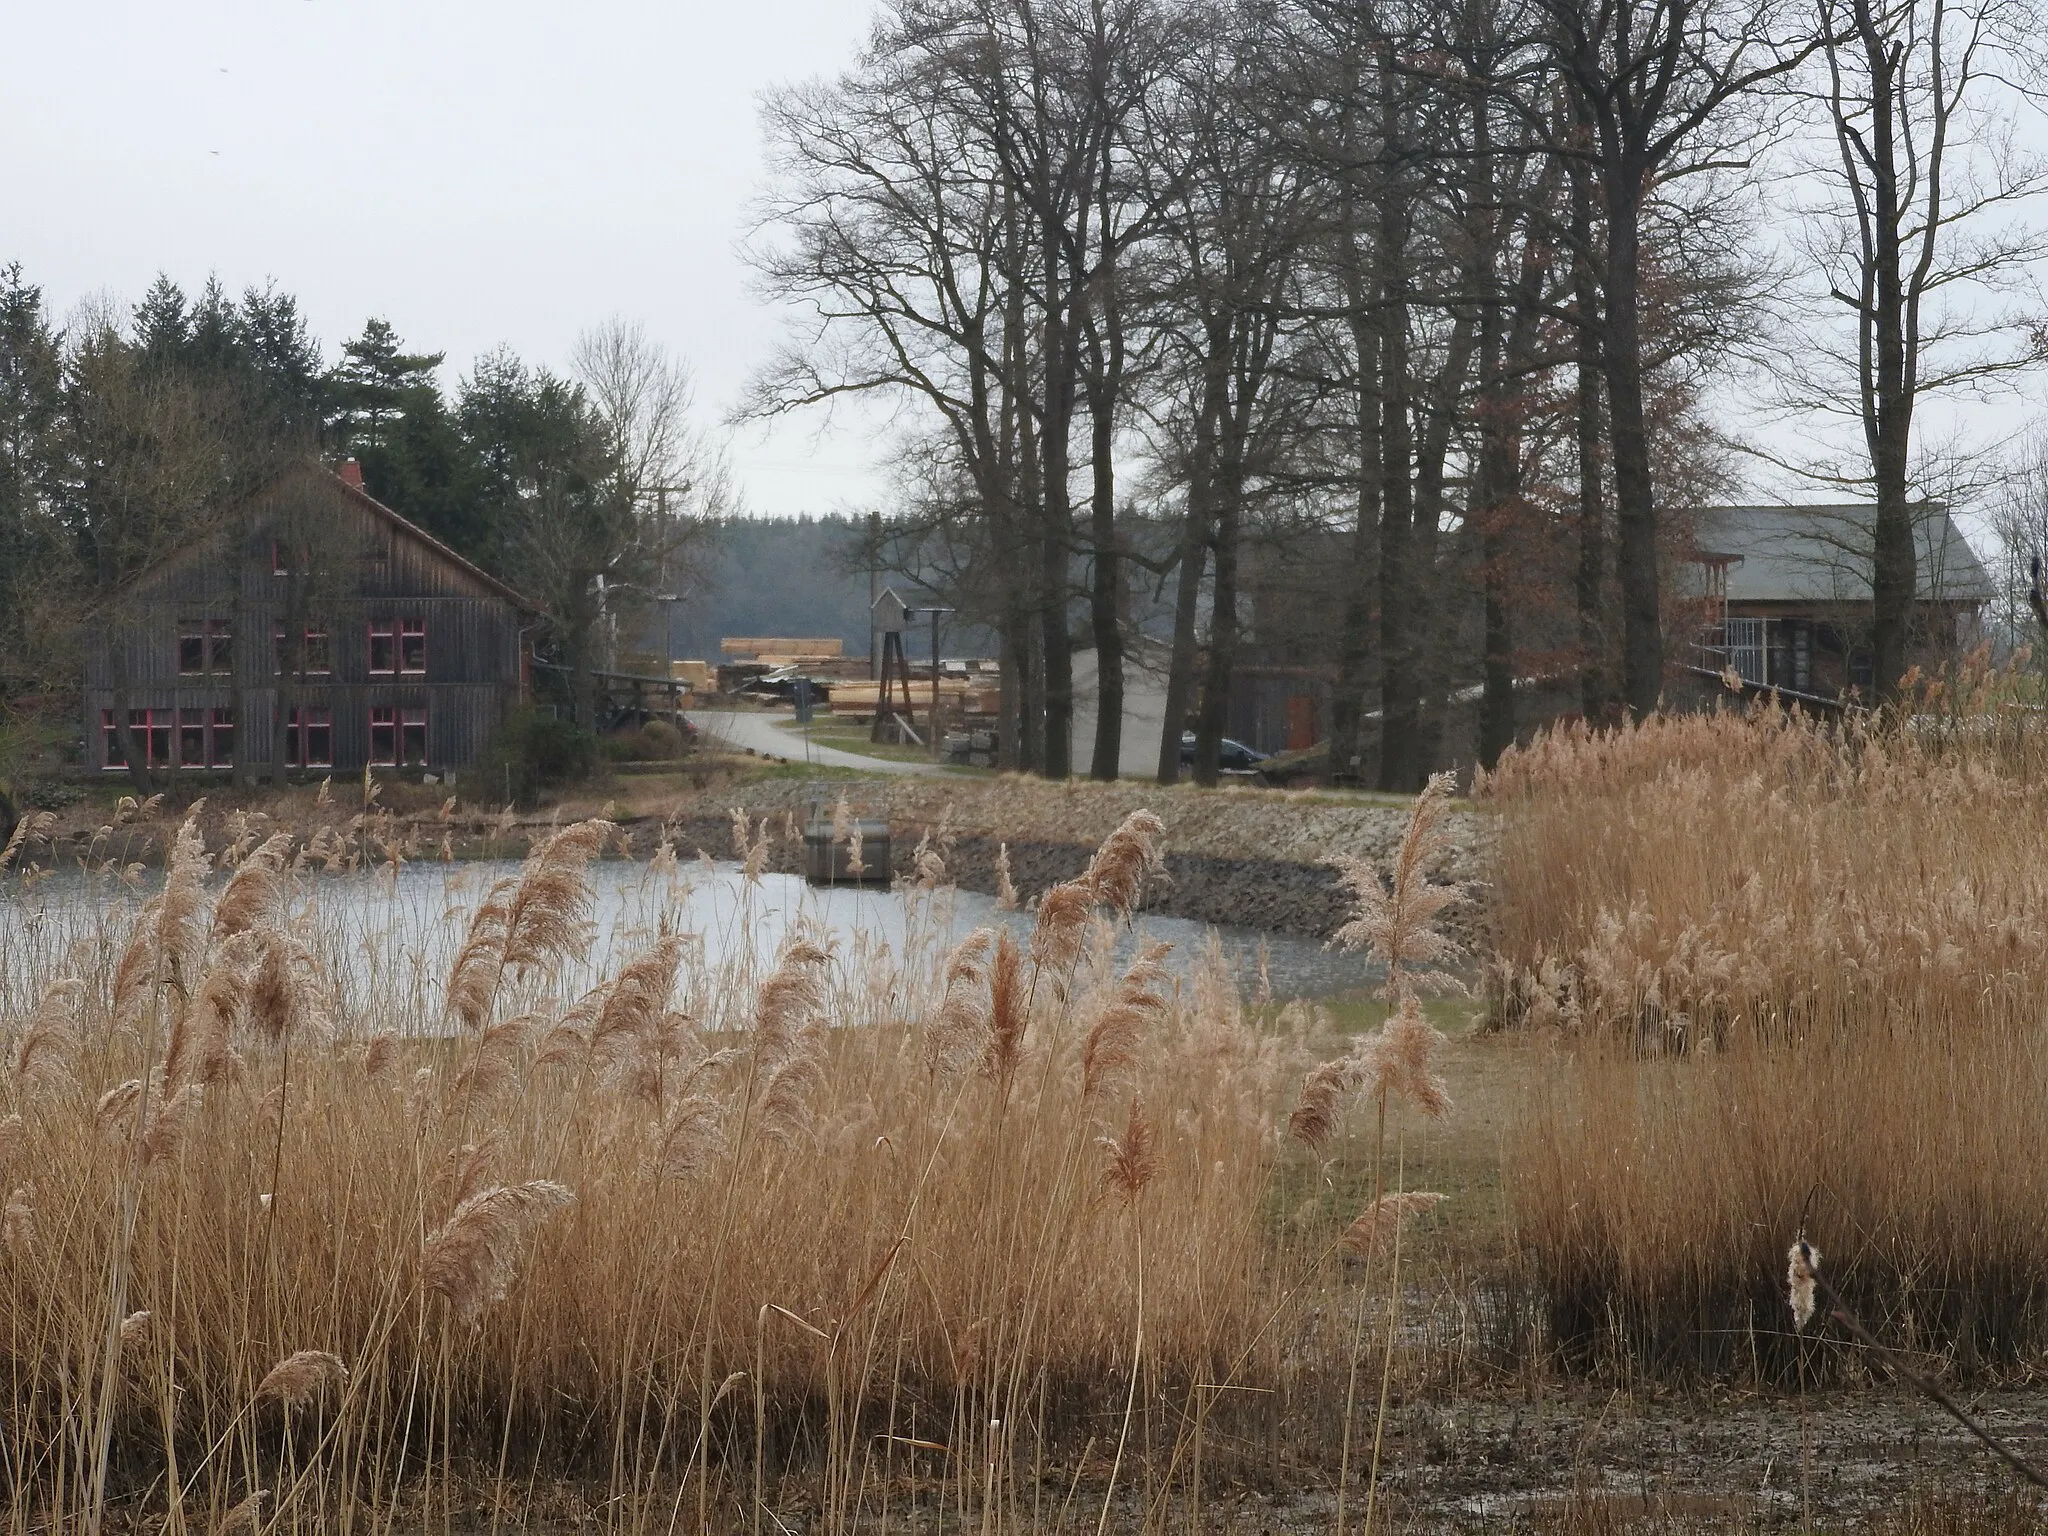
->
[369,706,396,766]
[369,621,395,675]
[102,709,173,769]
[399,620,426,675]
[172,707,235,769]
[178,619,232,677]
[401,706,427,766]
[272,625,332,676]
[284,707,331,769]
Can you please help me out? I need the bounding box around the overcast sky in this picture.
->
[1,0,890,520]
[7,2,2041,537]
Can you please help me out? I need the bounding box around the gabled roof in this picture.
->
[1690,503,1994,605]
[308,462,539,612]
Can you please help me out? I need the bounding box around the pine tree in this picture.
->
[329,317,444,455]
[0,264,63,530]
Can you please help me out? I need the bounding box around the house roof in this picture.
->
[314,462,539,612]
[1690,503,1994,605]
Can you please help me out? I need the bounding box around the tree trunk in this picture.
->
[1039,247,1076,779]
[1476,261,1515,769]
[1331,298,1381,787]
[1374,58,1420,791]
[1193,461,1241,788]
[1086,332,1125,780]
[1157,440,1213,785]
[1376,302,1418,791]
[1861,24,1916,702]
[1602,171,1663,719]
[1571,160,1611,721]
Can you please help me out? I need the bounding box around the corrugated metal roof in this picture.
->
[1691,503,1994,604]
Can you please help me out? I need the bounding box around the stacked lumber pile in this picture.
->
[824,680,997,720]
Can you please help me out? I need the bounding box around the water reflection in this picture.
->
[2,860,1381,1033]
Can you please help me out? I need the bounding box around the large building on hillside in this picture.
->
[86,459,535,781]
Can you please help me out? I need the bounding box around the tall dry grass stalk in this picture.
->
[1491,708,2048,1376]
[0,801,1426,1532]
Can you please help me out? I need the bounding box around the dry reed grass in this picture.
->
[0,795,1467,1531]
[1489,705,2048,1377]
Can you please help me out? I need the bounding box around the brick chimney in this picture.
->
[339,457,364,489]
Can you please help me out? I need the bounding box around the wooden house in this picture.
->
[1687,504,1993,698]
[86,460,536,781]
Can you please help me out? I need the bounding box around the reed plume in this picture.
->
[1030,880,1094,979]
[1082,940,1173,1098]
[995,842,1019,909]
[155,815,214,994]
[590,936,686,1077]
[0,809,54,872]
[255,1349,348,1408]
[1287,1055,1363,1155]
[1084,810,1166,919]
[13,978,84,1103]
[0,1115,21,1161]
[759,1023,828,1142]
[210,831,294,940]
[1327,771,1463,995]
[437,1134,507,1213]
[3,1183,34,1252]
[94,1080,145,1141]
[751,940,830,1071]
[925,928,994,1080]
[422,1179,577,1322]
[1376,996,1452,1119]
[912,827,947,889]
[1099,1096,1158,1203]
[444,879,515,1033]
[449,1019,532,1116]
[981,928,1027,1088]
[360,1032,398,1083]
[140,1083,206,1167]
[730,807,752,859]
[165,934,259,1088]
[1340,1192,1446,1256]
[247,930,325,1044]
[649,1094,728,1180]
[217,1490,268,1532]
[500,820,611,976]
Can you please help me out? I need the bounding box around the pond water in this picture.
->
[0,859,1381,1033]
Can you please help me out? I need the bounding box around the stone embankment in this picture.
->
[668,775,1495,944]
[7,771,1492,945]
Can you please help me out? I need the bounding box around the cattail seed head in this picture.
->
[1788,1239,1822,1332]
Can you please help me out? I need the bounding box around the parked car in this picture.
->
[1179,731,1269,773]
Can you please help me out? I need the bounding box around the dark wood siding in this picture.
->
[85,466,530,778]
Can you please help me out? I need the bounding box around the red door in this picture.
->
[1286,694,1318,751]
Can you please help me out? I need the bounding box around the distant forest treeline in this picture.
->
[660,516,879,660]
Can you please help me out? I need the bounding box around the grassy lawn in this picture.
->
[1262,987,1517,1266]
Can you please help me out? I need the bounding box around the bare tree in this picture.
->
[1532,0,1822,716]
[1778,0,2048,697]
